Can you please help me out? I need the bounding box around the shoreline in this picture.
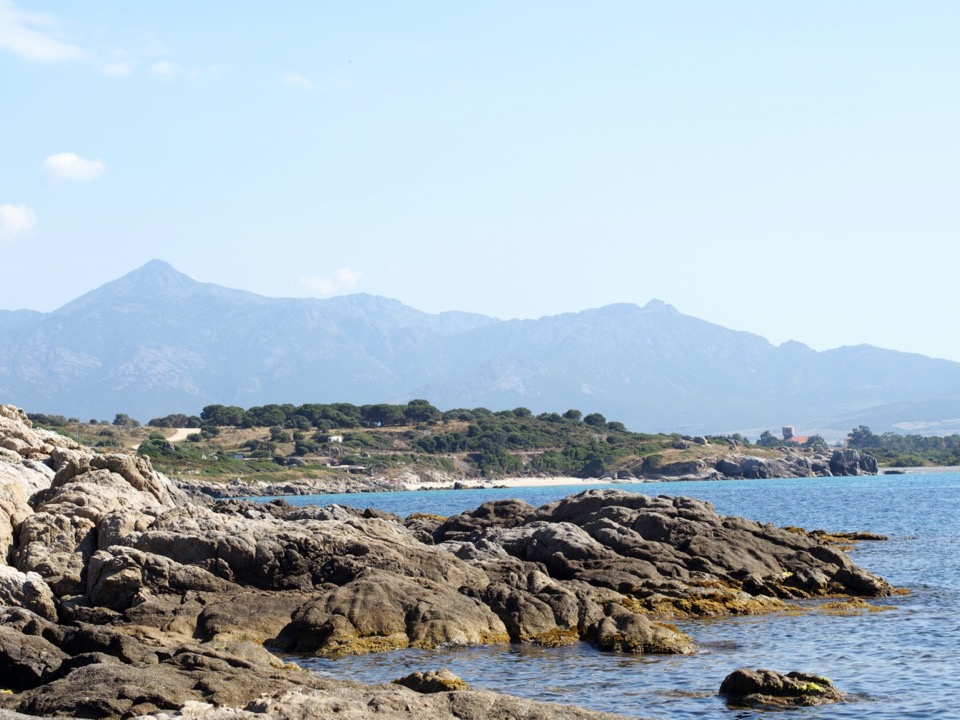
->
[881,465,959,474]
[391,466,960,493]
[399,475,638,492]
[177,465,960,500]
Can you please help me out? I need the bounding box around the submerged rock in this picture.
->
[393,668,470,693]
[720,668,845,707]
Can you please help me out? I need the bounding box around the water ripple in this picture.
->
[290,472,960,719]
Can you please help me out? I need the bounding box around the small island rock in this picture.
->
[720,668,844,707]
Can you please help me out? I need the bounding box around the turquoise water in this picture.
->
[267,473,960,719]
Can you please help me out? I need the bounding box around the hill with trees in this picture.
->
[29,402,955,488]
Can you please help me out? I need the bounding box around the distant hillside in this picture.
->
[2,259,960,437]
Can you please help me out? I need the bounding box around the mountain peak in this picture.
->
[642,299,676,313]
[125,259,196,289]
[55,259,202,314]
[135,258,180,274]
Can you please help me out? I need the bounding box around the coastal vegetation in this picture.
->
[844,424,960,467]
[25,403,960,484]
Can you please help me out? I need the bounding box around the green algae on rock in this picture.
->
[720,668,844,708]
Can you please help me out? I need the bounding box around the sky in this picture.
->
[2,2,959,360]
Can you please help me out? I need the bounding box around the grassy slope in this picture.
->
[33,418,811,487]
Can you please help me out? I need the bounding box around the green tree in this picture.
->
[757,430,781,447]
[847,425,879,449]
[244,405,288,428]
[201,405,245,426]
[583,412,607,428]
[404,399,442,425]
[362,403,406,427]
[269,426,292,443]
[113,413,140,428]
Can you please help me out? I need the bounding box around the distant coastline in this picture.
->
[177,465,960,501]
[400,475,631,492]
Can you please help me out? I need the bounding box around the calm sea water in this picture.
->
[264,473,960,720]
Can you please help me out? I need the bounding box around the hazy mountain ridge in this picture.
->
[2,259,959,436]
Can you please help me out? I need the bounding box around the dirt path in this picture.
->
[131,427,198,450]
[165,427,199,442]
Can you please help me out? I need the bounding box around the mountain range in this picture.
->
[2,259,959,438]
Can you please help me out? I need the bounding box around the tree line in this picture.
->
[844,425,960,466]
[147,401,620,433]
[140,401,685,478]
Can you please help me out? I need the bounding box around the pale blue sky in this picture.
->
[2,2,959,359]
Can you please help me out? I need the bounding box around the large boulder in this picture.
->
[12,444,187,596]
[275,569,509,655]
[0,454,54,564]
[0,406,79,459]
[830,449,879,476]
[0,622,67,691]
[0,567,57,621]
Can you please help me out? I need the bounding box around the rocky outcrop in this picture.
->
[830,449,879,476]
[713,453,833,479]
[133,683,632,720]
[0,404,895,719]
[638,448,859,481]
[434,492,895,632]
[0,566,57,621]
[178,475,401,499]
[0,605,327,717]
[720,668,845,707]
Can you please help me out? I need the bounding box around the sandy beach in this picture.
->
[399,466,958,492]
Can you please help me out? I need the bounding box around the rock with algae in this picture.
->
[393,668,470,693]
[719,668,844,707]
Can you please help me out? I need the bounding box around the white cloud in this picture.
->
[43,153,105,183]
[0,203,37,243]
[0,0,85,63]
[102,61,132,77]
[300,268,364,296]
[148,60,177,79]
[281,72,314,90]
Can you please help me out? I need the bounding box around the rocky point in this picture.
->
[0,405,896,719]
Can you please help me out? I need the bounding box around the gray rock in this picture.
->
[393,669,470,693]
[0,567,57,621]
[0,624,67,690]
[720,668,844,707]
[133,683,634,720]
[830,449,879,476]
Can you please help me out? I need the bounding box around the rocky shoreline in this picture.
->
[176,446,883,500]
[0,405,898,719]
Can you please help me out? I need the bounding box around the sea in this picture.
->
[259,472,960,720]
